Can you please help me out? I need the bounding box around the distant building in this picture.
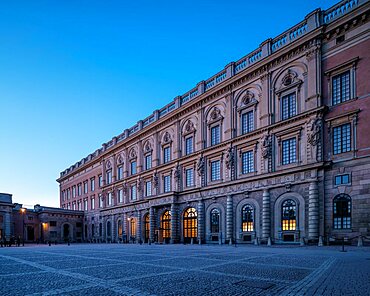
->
[0,193,83,244]
[56,0,370,245]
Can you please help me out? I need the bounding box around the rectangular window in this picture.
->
[91,178,95,192]
[335,174,350,185]
[242,151,254,174]
[99,195,103,208]
[333,124,351,155]
[49,221,57,227]
[131,161,137,175]
[185,168,194,187]
[118,189,123,203]
[91,197,95,210]
[117,166,123,180]
[332,71,350,105]
[78,184,82,196]
[78,201,82,211]
[211,125,220,146]
[211,160,221,181]
[98,175,102,187]
[163,147,171,163]
[145,181,152,197]
[84,182,88,194]
[281,93,296,120]
[106,170,112,185]
[282,138,297,165]
[107,192,113,206]
[84,199,88,211]
[131,185,137,200]
[164,175,171,192]
[185,136,194,155]
[241,111,254,134]
[72,203,76,211]
[145,154,152,170]
[72,186,76,197]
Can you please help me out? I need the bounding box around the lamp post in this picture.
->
[20,208,26,246]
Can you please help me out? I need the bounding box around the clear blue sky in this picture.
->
[0,0,338,207]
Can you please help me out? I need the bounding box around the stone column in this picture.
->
[226,195,233,243]
[171,203,179,244]
[308,181,319,240]
[111,214,115,242]
[123,213,127,242]
[262,189,271,240]
[5,212,11,240]
[197,200,205,244]
[137,211,142,243]
[149,207,155,243]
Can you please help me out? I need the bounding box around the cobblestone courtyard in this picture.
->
[0,244,369,296]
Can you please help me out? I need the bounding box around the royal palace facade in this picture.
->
[57,0,370,245]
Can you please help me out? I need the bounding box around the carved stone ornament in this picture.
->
[163,132,171,144]
[282,69,298,87]
[122,183,128,195]
[117,155,123,164]
[137,178,143,192]
[144,141,152,152]
[225,146,235,170]
[210,107,222,121]
[106,161,111,169]
[129,148,136,159]
[153,173,159,189]
[261,134,272,159]
[184,120,195,133]
[174,165,181,181]
[241,90,255,106]
[197,155,205,176]
[307,118,322,146]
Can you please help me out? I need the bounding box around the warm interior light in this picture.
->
[20,208,26,213]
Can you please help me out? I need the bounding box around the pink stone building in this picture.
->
[57,0,370,245]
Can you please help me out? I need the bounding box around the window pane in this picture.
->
[145,154,152,170]
[281,93,296,120]
[211,125,220,146]
[332,71,350,105]
[241,111,254,134]
[186,168,194,187]
[242,151,254,174]
[282,138,297,165]
[333,124,351,155]
[211,160,221,181]
[163,147,171,163]
[131,161,137,175]
[185,137,193,155]
[164,175,171,192]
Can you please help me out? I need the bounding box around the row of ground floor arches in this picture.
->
[86,182,358,244]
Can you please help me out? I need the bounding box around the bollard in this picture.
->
[190,238,193,245]
[318,236,323,247]
[254,237,259,246]
[300,237,305,246]
[267,237,272,246]
[340,237,346,252]
[229,239,232,246]
[357,236,363,247]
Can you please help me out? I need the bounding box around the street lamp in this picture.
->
[20,208,26,246]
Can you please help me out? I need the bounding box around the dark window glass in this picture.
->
[211,125,220,146]
[333,124,351,155]
[211,160,221,181]
[333,194,351,229]
[282,138,297,165]
[282,199,296,231]
[281,93,296,120]
[185,137,194,155]
[186,168,194,187]
[242,151,254,174]
[332,71,350,105]
[242,205,254,232]
[210,209,220,233]
[241,111,254,134]
[163,147,171,163]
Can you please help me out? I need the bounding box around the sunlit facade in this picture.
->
[57,0,370,245]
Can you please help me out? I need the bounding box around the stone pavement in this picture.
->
[0,244,369,295]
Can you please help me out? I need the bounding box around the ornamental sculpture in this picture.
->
[225,146,235,170]
[307,118,322,146]
[153,172,159,189]
[261,134,272,159]
[174,164,181,182]
[197,155,205,176]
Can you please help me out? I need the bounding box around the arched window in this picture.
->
[161,210,171,238]
[242,205,254,232]
[333,194,351,229]
[183,208,197,239]
[144,214,150,242]
[130,218,136,238]
[210,209,220,233]
[107,221,111,237]
[117,220,122,237]
[282,199,297,231]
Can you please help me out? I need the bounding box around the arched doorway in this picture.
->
[130,218,136,243]
[183,207,197,243]
[27,226,35,241]
[144,214,150,243]
[62,223,71,242]
[106,221,112,241]
[117,220,123,242]
[160,210,171,243]
[210,208,220,241]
